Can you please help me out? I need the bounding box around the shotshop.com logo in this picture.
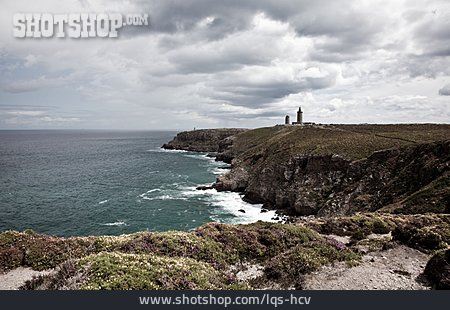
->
[13,13,149,38]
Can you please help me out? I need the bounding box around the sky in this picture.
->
[0,0,450,130]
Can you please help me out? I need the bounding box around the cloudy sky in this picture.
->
[1,0,449,130]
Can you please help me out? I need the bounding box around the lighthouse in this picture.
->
[291,107,303,125]
[296,107,303,125]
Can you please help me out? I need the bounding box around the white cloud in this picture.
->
[5,110,45,116]
[0,0,449,129]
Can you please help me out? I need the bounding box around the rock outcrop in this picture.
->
[219,140,450,216]
[162,128,247,157]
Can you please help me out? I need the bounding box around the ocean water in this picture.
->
[0,130,275,237]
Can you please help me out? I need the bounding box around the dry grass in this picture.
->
[233,124,450,162]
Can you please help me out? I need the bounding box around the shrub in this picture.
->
[392,226,447,252]
[264,240,360,288]
[77,252,243,290]
[424,249,450,289]
[0,231,96,271]
[119,231,231,268]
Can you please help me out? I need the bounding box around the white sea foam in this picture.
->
[139,188,161,198]
[208,166,225,175]
[149,148,188,153]
[141,148,277,225]
[101,221,127,227]
[207,191,277,224]
[142,194,187,201]
[183,153,211,160]
[147,188,162,193]
[178,185,278,224]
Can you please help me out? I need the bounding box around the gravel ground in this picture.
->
[303,244,431,290]
[0,267,53,290]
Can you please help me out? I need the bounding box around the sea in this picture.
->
[0,130,276,237]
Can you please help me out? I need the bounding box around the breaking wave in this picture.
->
[101,221,127,227]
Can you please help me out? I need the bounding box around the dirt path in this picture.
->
[303,245,431,290]
[0,267,53,290]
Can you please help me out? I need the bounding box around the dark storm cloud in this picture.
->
[168,48,270,74]
[413,10,450,52]
[206,109,283,119]
[399,7,450,77]
[206,71,337,107]
[135,0,450,81]
[124,0,386,57]
[124,0,254,35]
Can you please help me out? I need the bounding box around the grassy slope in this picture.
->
[233,124,450,162]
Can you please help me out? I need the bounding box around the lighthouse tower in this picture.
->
[296,107,303,125]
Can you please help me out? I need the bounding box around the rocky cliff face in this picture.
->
[217,140,449,216]
[164,124,450,216]
[162,129,247,162]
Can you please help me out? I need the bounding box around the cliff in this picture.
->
[162,128,247,160]
[221,138,449,216]
[166,124,450,216]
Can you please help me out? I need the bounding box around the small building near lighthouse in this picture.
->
[285,115,290,125]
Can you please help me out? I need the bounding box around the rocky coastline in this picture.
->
[162,128,247,163]
[160,124,450,290]
[163,124,450,217]
[1,124,449,290]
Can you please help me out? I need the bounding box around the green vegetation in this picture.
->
[78,252,241,290]
[5,214,449,289]
[305,213,449,252]
[423,249,450,289]
[0,230,96,271]
[195,222,321,262]
[306,213,395,240]
[221,124,449,217]
[1,222,362,290]
[392,226,448,252]
[264,240,360,289]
